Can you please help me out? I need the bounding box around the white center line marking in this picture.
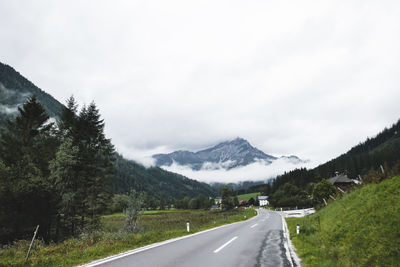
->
[213,236,238,253]
[251,223,258,228]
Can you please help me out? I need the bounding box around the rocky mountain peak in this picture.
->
[152,138,302,171]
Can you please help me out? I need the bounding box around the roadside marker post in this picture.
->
[296,224,300,234]
[186,221,190,232]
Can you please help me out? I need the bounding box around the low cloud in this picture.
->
[0,104,18,114]
[160,158,315,184]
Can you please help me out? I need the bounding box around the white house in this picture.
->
[258,196,269,206]
[214,197,222,204]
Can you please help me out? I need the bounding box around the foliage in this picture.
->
[312,179,336,207]
[248,197,255,206]
[259,118,400,202]
[0,97,59,242]
[286,175,400,266]
[0,96,114,243]
[112,154,216,204]
[175,194,212,210]
[123,190,144,233]
[109,194,130,213]
[49,138,80,237]
[269,183,312,208]
[233,196,239,207]
[220,186,234,210]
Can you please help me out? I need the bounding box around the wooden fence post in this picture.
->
[25,225,39,263]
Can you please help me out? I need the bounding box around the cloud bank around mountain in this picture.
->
[161,158,314,184]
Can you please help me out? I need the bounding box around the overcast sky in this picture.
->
[1,1,400,182]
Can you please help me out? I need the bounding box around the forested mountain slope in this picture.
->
[113,154,216,201]
[265,119,400,197]
[0,61,216,202]
[0,62,64,127]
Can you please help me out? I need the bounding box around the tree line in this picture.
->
[263,119,400,208]
[0,96,114,243]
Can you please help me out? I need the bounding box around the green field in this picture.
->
[102,209,184,218]
[286,176,400,267]
[0,209,257,267]
[236,192,260,202]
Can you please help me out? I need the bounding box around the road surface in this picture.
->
[82,209,293,267]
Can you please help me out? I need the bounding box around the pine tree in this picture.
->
[75,102,115,232]
[49,138,80,237]
[0,97,57,242]
[58,96,78,140]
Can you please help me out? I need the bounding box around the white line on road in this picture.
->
[79,211,259,267]
[213,236,238,253]
[250,223,258,228]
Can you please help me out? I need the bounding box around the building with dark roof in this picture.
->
[328,174,354,191]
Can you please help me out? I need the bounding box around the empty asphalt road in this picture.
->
[82,209,293,267]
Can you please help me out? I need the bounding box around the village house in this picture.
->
[328,173,354,191]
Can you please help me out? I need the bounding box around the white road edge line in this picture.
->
[213,236,238,253]
[250,223,258,228]
[78,210,259,267]
[280,212,303,267]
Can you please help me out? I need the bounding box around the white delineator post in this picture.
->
[186,220,190,232]
[296,224,300,234]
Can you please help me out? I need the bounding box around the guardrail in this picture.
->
[281,208,315,218]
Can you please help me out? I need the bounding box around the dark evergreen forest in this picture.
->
[0,62,218,243]
[263,119,400,207]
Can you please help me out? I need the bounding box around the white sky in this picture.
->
[1,0,400,182]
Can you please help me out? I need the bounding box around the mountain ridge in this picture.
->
[0,62,64,126]
[153,137,304,170]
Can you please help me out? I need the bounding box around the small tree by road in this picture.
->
[312,179,336,208]
[123,190,145,233]
[220,186,234,210]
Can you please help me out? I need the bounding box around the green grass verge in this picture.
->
[0,208,257,267]
[286,176,400,267]
[236,192,260,202]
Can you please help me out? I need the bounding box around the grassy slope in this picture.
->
[0,209,257,267]
[286,176,400,267]
[237,192,260,202]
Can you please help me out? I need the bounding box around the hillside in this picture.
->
[113,154,217,200]
[265,119,400,198]
[0,62,216,202]
[0,62,64,127]
[286,175,400,266]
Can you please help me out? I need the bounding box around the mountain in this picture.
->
[0,62,64,127]
[0,61,217,200]
[153,137,304,170]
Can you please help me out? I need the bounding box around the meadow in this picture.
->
[236,192,260,202]
[0,208,256,267]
